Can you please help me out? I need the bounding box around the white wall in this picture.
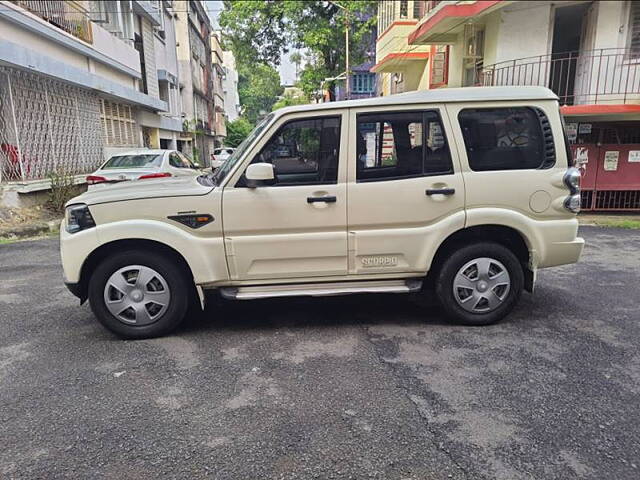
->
[492,2,553,65]
[92,23,141,76]
[592,1,628,50]
[222,50,240,122]
[0,14,141,90]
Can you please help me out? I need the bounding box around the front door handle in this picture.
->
[426,188,455,196]
[307,196,337,204]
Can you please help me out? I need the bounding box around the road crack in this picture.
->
[358,321,472,480]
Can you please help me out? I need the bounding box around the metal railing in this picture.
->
[479,49,640,105]
[13,0,93,43]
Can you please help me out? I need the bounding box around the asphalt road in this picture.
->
[1,226,639,479]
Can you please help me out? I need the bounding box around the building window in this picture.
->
[458,108,555,171]
[352,73,375,94]
[100,100,138,147]
[356,111,452,182]
[628,1,640,59]
[413,0,426,20]
[399,0,408,19]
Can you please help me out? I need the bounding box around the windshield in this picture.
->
[102,154,163,169]
[211,114,275,184]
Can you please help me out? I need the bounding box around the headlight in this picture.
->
[65,204,96,233]
[563,167,581,194]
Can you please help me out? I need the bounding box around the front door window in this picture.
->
[247,116,341,186]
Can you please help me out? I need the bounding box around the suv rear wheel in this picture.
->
[434,242,524,326]
[88,250,190,339]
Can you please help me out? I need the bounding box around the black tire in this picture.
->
[88,250,191,339]
[434,242,524,326]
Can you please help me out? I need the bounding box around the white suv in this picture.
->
[61,87,584,339]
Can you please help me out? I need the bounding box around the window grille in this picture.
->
[100,100,138,147]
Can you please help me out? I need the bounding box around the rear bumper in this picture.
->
[539,236,585,268]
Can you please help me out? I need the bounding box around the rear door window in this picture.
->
[458,107,555,171]
[356,111,453,182]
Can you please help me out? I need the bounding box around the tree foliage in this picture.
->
[220,0,376,98]
[225,117,254,147]
[238,63,283,124]
[272,90,310,111]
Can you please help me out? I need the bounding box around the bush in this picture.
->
[47,171,77,214]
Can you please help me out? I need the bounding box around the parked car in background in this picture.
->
[86,150,200,189]
[211,147,235,169]
[61,87,584,339]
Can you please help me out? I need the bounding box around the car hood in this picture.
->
[68,175,214,207]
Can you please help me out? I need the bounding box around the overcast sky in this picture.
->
[204,0,299,85]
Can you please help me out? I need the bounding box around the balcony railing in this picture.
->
[479,49,640,105]
[14,0,93,43]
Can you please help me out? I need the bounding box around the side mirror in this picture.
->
[245,162,276,188]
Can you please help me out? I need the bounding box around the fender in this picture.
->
[465,207,579,269]
[93,219,229,285]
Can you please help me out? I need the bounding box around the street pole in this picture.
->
[330,1,350,101]
[345,10,350,100]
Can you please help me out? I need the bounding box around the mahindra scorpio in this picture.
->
[61,87,584,338]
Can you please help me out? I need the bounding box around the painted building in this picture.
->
[375,0,640,210]
[0,0,171,205]
[222,50,240,123]
[210,32,226,148]
[175,0,215,165]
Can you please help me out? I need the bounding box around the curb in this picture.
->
[0,218,62,240]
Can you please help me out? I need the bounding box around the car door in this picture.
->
[346,106,466,275]
[222,111,348,281]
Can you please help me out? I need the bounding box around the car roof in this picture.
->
[108,149,171,156]
[274,86,558,117]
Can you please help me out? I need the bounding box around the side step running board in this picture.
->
[220,279,422,300]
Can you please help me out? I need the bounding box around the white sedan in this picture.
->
[87,150,201,189]
[211,147,235,169]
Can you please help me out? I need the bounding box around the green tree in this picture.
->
[238,63,283,124]
[225,117,254,147]
[219,0,376,99]
[272,90,310,111]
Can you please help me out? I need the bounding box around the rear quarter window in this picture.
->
[458,107,555,171]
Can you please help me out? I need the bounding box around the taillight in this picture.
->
[563,167,581,213]
[138,172,172,180]
[86,175,107,185]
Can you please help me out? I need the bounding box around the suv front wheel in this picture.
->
[435,242,524,326]
[88,250,190,339]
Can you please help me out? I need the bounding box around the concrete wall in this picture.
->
[0,12,141,93]
[493,2,553,65]
[175,10,194,119]
[592,1,628,50]
[91,22,141,77]
[222,51,240,122]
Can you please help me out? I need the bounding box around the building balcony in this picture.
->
[479,49,640,113]
[409,0,506,45]
[14,0,93,43]
[375,0,432,74]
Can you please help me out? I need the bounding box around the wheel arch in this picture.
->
[428,224,534,292]
[75,238,195,303]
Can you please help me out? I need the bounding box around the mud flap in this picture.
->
[524,266,536,293]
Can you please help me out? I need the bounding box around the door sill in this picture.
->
[219,278,423,300]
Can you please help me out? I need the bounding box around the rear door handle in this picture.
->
[426,188,455,196]
[307,196,337,203]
